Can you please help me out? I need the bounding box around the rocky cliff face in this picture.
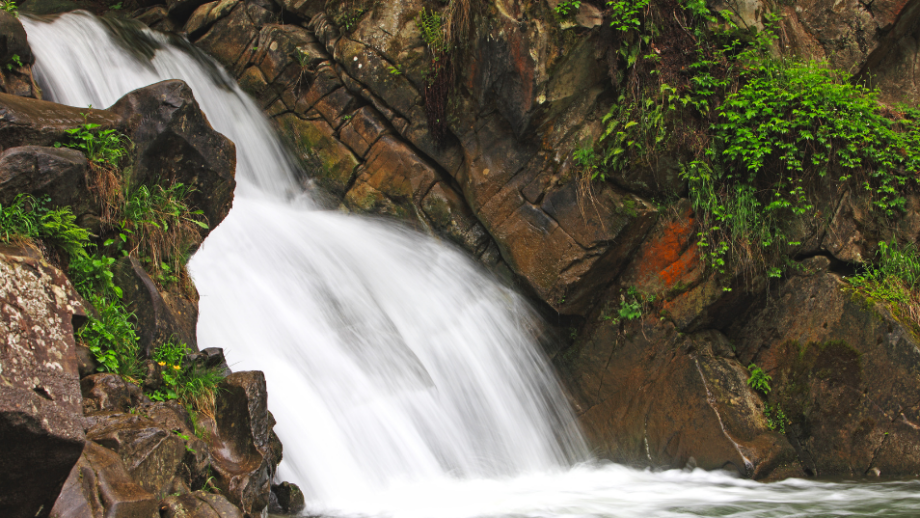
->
[148,0,920,480]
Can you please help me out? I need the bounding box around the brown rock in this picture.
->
[269,481,305,514]
[0,11,33,67]
[0,145,90,211]
[159,491,244,518]
[0,92,120,150]
[107,80,237,233]
[114,256,197,357]
[49,441,158,518]
[0,252,87,518]
[81,373,145,415]
[275,113,358,196]
[86,412,187,498]
[558,320,802,479]
[206,371,278,517]
[728,272,920,477]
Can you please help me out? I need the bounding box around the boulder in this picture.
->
[0,251,87,518]
[85,412,189,498]
[49,441,158,518]
[269,481,305,515]
[0,11,33,67]
[159,491,244,518]
[114,256,198,358]
[107,80,236,233]
[206,371,278,517]
[0,146,90,211]
[728,272,920,477]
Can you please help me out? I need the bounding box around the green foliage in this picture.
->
[78,293,141,377]
[598,83,679,180]
[747,363,772,395]
[607,0,649,31]
[56,113,130,168]
[5,53,22,71]
[764,402,787,434]
[121,183,207,287]
[717,58,919,216]
[554,0,581,17]
[601,286,655,325]
[416,7,447,53]
[848,240,920,305]
[153,336,189,368]
[0,0,18,16]
[0,194,41,241]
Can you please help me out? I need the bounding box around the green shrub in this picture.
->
[57,115,130,167]
[747,363,772,395]
[151,338,224,427]
[78,293,141,378]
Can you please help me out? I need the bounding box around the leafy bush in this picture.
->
[78,293,141,377]
[747,363,772,395]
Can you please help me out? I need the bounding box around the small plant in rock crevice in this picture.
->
[1,0,18,16]
[5,54,22,71]
[600,286,655,326]
[747,363,772,395]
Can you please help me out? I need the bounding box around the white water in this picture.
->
[23,12,920,517]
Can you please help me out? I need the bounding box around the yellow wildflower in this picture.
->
[172,365,181,370]
[158,361,166,366]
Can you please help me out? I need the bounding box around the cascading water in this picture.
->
[22,12,920,517]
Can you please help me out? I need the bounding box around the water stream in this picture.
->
[22,12,920,517]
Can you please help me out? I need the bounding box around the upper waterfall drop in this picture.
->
[23,10,589,505]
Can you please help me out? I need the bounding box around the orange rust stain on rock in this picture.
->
[658,242,700,289]
[633,206,695,288]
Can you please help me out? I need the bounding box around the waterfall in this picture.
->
[22,12,920,518]
[23,10,588,505]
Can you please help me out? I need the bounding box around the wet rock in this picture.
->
[728,272,920,477]
[159,491,245,518]
[193,2,261,73]
[76,344,100,378]
[269,481,305,514]
[81,373,145,414]
[49,441,158,518]
[134,5,169,28]
[167,0,212,20]
[0,11,33,67]
[0,145,90,211]
[107,80,237,233]
[85,412,187,498]
[114,256,197,357]
[206,371,278,517]
[186,346,232,376]
[185,0,240,38]
[275,113,359,196]
[0,92,120,149]
[0,251,87,518]
[558,320,803,480]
